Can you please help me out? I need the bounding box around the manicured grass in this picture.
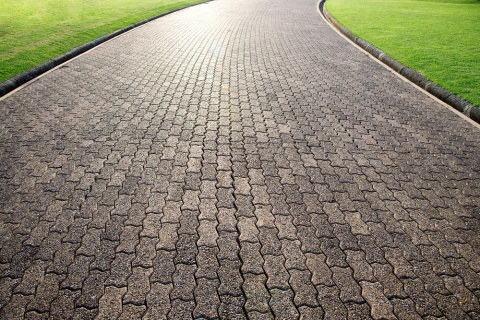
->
[0,0,206,83]
[326,0,480,106]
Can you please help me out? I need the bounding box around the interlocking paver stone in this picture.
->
[1,0,480,317]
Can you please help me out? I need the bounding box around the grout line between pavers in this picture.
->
[0,0,213,100]
[317,0,480,126]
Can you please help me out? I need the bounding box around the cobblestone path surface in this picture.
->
[1,0,480,318]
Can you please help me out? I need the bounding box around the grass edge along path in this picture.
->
[0,0,207,87]
[325,0,480,107]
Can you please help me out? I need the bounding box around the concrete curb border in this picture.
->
[0,1,210,98]
[319,0,480,125]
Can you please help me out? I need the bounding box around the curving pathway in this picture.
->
[1,0,480,318]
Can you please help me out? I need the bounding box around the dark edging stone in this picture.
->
[0,1,210,98]
[470,107,480,123]
[319,0,480,125]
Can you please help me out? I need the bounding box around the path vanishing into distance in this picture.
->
[1,0,480,318]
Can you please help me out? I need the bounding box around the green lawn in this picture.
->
[0,0,205,83]
[326,0,480,107]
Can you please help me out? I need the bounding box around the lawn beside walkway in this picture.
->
[0,0,205,83]
[326,0,480,107]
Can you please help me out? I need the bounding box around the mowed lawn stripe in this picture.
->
[0,0,206,83]
[326,0,480,107]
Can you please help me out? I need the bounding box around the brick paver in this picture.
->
[1,0,480,318]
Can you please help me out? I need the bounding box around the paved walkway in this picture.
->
[1,0,480,318]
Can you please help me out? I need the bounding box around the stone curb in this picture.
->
[0,1,210,98]
[319,0,480,125]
